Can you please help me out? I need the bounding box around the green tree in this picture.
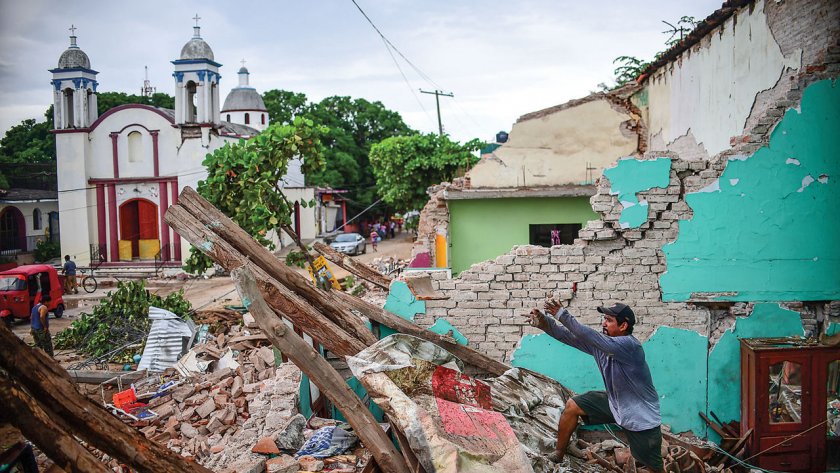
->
[369,133,483,212]
[263,89,309,125]
[306,96,413,210]
[611,16,699,86]
[184,117,328,274]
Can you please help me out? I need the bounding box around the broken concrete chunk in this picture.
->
[196,396,217,419]
[231,376,244,398]
[297,455,324,471]
[274,414,306,451]
[221,456,266,473]
[243,311,258,328]
[180,422,199,439]
[258,346,276,367]
[172,385,196,402]
[266,454,300,473]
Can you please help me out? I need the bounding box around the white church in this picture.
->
[52,24,341,267]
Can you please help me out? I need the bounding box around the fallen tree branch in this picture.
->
[0,325,214,473]
[232,265,409,473]
[313,242,392,290]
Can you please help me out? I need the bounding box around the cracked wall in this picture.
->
[401,0,840,438]
[642,0,803,158]
[661,79,840,301]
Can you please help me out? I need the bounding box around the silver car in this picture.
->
[329,233,367,255]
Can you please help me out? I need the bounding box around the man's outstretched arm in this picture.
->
[544,300,636,358]
[524,309,594,355]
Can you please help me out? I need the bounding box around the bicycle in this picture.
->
[79,268,98,293]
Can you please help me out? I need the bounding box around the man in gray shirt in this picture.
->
[526,300,663,472]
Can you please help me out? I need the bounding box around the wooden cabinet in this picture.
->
[740,338,840,472]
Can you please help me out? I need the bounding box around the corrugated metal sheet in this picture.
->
[138,307,196,373]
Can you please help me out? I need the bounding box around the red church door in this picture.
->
[119,199,158,259]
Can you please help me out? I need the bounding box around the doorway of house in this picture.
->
[119,199,158,259]
[0,207,25,254]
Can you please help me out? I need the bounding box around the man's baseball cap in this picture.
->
[597,303,635,326]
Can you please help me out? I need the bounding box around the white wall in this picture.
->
[223,110,267,132]
[642,0,801,158]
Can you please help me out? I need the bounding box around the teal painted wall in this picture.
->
[448,197,598,274]
[661,80,840,301]
[706,303,804,439]
[511,303,805,438]
[603,157,672,228]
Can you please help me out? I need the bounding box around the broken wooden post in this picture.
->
[167,187,512,376]
[0,325,215,473]
[0,378,110,473]
[232,265,409,473]
[173,188,377,347]
[313,242,392,290]
[166,204,369,356]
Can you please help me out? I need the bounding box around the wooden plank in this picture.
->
[232,266,409,473]
[313,242,392,290]
[0,324,214,473]
[166,205,367,357]
[390,421,426,473]
[173,188,377,347]
[65,369,146,385]
[337,291,511,376]
[0,380,110,473]
[169,187,510,376]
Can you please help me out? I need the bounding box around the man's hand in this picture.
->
[524,309,548,331]
[544,298,563,316]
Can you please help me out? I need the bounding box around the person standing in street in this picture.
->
[31,294,54,357]
[370,230,378,252]
[62,254,78,294]
[525,300,663,472]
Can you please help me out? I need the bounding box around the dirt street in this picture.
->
[10,231,414,347]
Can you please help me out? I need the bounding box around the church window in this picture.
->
[245,113,250,125]
[63,88,75,128]
[261,114,265,125]
[127,131,143,163]
[33,208,42,230]
[186,81,197,122]
[226,114,230,122]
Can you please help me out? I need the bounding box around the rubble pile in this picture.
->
[573,434,735,473]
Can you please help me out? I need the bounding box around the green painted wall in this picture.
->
[602,157,672,229]
[661,79,840,301]
[448,197,597,274]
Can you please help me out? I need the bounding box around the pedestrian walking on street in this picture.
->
[30,294,54,357]
[525,301,663,472]
[370,230,378,252]
[63,254,78,294]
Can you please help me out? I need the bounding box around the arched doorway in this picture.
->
[119,199,158,259]
[0,207,25,253]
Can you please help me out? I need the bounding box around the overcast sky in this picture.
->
[0,0,722,143]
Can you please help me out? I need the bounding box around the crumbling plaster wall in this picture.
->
[469,96,640,188]
[642,0,804,158]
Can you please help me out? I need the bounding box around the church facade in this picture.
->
[51,25,285,267]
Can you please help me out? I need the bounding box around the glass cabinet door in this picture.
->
[769,360,804,424]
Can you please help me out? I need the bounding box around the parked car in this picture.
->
[0,264,65,326]
[329,233,367,255]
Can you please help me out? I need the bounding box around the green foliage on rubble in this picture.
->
[54,280,192,362]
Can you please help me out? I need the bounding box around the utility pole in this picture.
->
[420,89,454,135]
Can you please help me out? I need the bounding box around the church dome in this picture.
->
[180,26,214,61]
[57,34,90,69]
[222,88,267,112]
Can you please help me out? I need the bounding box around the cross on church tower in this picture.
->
[69,24,78,47]
[241,59,247,68]
[193,14,201,27]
